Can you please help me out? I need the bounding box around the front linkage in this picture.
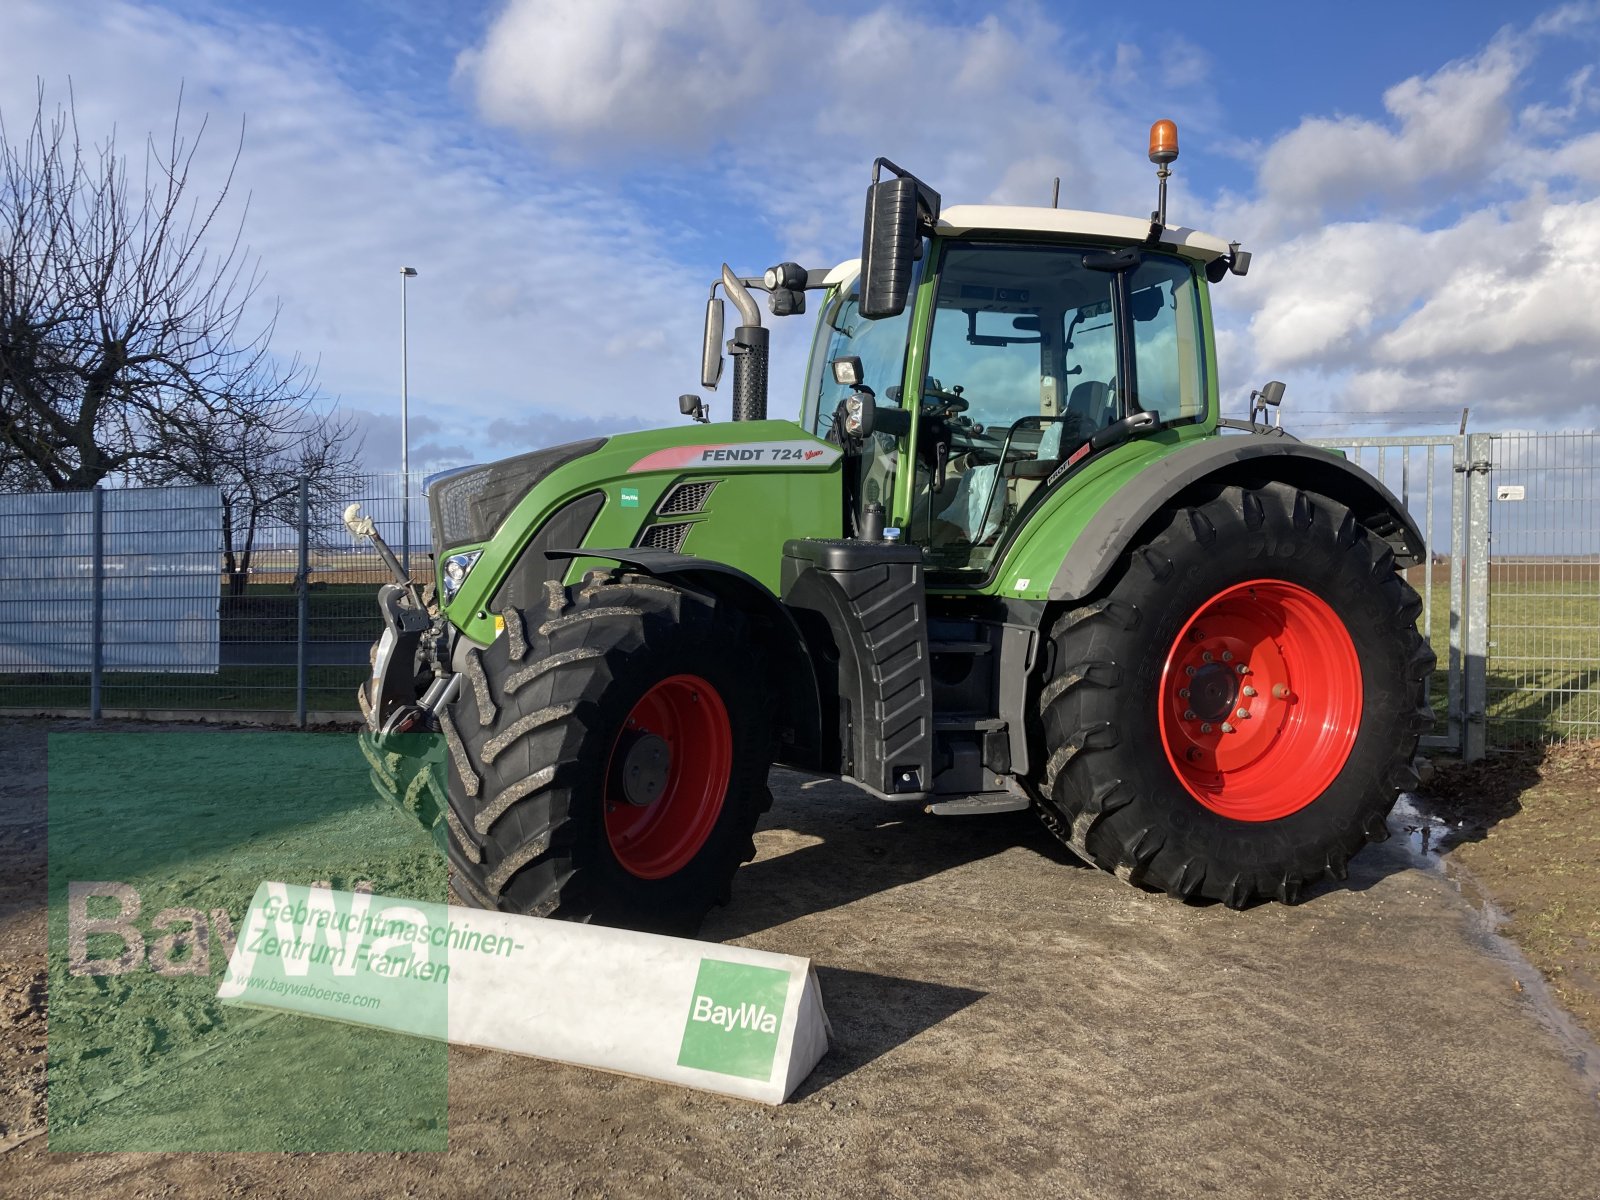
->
[344,503,459,738]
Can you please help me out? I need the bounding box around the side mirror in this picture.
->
[859,177,921,319]
[701,296,725,390]
[1249,379,1285,425]
[679,394,709,424]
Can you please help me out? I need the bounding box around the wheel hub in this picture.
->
[617,731,671,807]
[602,674,732,880]
[1159,580,1363,822]
[1186,661,1238,723]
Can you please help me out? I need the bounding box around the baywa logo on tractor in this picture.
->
[348,120,1433,934]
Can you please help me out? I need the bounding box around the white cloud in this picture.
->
[1250,35,1525,232]
[1208,11,1600,435]
[456,0,786,155]
[1377,197,1600,363]
[459,0,1217,255]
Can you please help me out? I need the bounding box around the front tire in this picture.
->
[1034,482,1435,907]
[440,571,774,935]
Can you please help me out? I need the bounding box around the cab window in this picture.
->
[806,268,918,524]
[1127,256,1206,423]
[914,243,1204,574]
[807,276,916,439]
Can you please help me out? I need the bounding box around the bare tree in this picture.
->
[141,360,364,595]
[0,83,321,491]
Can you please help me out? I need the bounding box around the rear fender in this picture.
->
[1049,434,1427,602]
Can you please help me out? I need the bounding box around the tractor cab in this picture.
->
[803,219,1220,580]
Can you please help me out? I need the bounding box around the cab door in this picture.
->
[804,265,920,535]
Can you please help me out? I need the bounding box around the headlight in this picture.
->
[843,395,868,437]
[441,550,481,601]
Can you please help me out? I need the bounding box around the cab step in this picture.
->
[929,639,991,655]
[934,715,1006,732]
[925,792,1031,816]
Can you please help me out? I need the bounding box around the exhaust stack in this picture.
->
[721,264,768,422]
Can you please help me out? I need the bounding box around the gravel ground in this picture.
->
[2,718,1599,1197]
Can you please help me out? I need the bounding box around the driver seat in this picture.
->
[1066,380,1115,432]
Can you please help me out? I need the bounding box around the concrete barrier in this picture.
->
[219,882,830,1104]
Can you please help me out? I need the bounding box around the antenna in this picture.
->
[1051,176,1060,209]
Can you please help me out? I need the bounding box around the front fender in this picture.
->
[547,547,827,770]
[1048,434,1427,602]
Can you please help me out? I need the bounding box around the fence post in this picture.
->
[296,477,309,729]
[1463,432,1492,762]
[90,486,104,723]
[1447,437,1466,754]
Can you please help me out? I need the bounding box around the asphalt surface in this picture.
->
[3,728,1599,1197]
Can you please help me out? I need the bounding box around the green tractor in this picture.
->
[353,122,1433,932]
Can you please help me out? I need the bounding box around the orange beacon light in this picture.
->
[1149,119,1179,165]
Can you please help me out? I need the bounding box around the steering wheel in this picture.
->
[923,383,969,414]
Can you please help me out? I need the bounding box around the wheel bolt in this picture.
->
[1186,666,1196,677]
[1221,651,1233,662]
[1236,708,1251,720]
[1200,723,1212,733]
[1272,684,1290,699]
[1184,709,1197,721]
[1236,664,1250,675]
[1202,651,1213,663]
[1186,748,1202,762]
[1242,686,1257,697]
[1221,721,1235,733]
[1179,688,1190,699]
[1191,629,1205,642]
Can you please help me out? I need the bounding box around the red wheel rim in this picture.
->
[603,674,732,879]
[1158,579,1362,822]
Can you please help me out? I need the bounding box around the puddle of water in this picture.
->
[1391,792,1471,863]
[1392,792,1600,1107]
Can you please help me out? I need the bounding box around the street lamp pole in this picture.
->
[400,266,418,577]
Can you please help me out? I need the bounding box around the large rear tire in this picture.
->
[1034,482,1434,907]
[440,571,774,935]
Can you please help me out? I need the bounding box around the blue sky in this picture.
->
[5,0,1599,472]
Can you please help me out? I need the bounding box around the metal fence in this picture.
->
[2,436,1597,759]
[1482,432,1600,749]
[0,472,427,725]
[1309,431,1600,759]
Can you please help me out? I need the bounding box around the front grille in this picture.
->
[431,469,495,549]
[636,522,692,553]
[657,480,718,516]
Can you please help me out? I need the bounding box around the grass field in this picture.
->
[1400,562,1600,748]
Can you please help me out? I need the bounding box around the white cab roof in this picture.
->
[937,204,1232,261]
